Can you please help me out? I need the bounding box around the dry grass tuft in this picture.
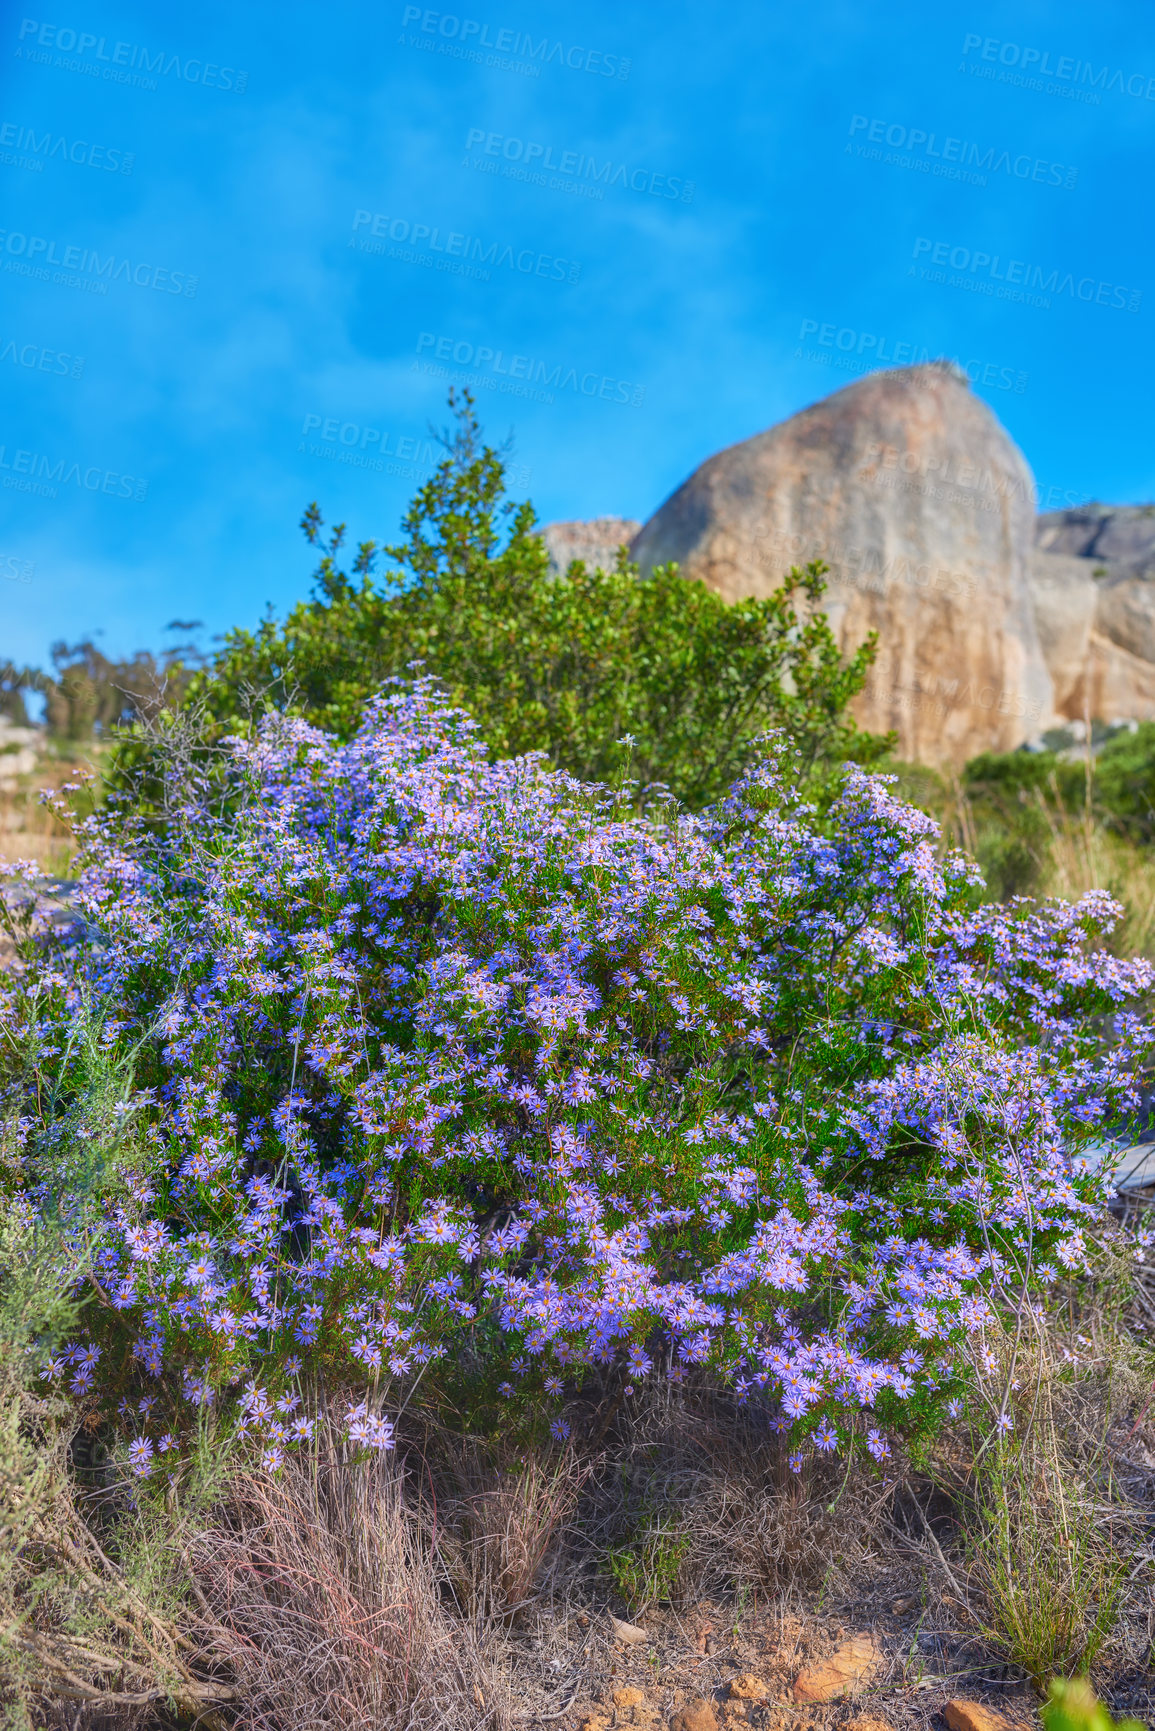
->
[427,1434,587,1621]
[921,1235,1155,1694]
[185,1426,511,1731]
[583,1377,890,1609]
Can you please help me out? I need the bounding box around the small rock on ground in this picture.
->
[669,1699,719,1731]
[727,1675,770,1701]
[944,1701,1024,1731]
[610,1615,650,1645]
[792,1634,881,1702]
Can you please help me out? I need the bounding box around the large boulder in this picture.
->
[539,517,641,577]
[630,363,1053,765]
[1030,506,1155,722]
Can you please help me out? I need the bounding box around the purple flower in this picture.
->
[127,1437,154,1478]
[10,678,1151,1469]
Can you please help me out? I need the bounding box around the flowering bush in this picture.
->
[3,683,1151,1477]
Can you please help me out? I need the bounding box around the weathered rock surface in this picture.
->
[543,395,1155,762]
[613,1687,648,1709]
[0,717,43,786]
[792,1633,881,1701]
[540,516,641,577]
[629,364,1053,765]
[943,1698,1024,1731]
[668,1699,718,1731]
[1030,505,1155,722]
[726,1675,770,1701]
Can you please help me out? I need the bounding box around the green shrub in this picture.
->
[165,391,886,810]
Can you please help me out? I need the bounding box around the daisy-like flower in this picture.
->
[127,1437,154,1478]
[626,1345,652,1377]
[549,1418,571,1442]
[347,1410,373,1445]
[866,1429,890,1462]
[813,1419,838,1452]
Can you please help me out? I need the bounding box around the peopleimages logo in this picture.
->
[14,19,247,91]
[847,114,1077,188]
[0,333,84,377]
[415,331,645,406]
[0,551,34,583]
[464,129,693,202]
[0,442,147,501]
[399,7,629,79]
[796,320,1027,393]
[910,238,1142,313]
[0,118,134,173]
[960,33,1155,102]
[751,523,982,602]
[0,229,198,297]
[298,411,532,489]
[350,211,581,284]
[866,671,1046,727]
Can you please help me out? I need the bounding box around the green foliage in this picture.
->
[966,1436,1126,1693]
[0,630,205,746]
[607,1510,688,1611]
[1043,1678,1145,1731]
[959,725,1155,901]
[182,391,886,808]
[1090,720,1155,843]
[960,748,1068,901]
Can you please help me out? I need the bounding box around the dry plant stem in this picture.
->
[25,1507,198,1679]
[188,1430,510,1731]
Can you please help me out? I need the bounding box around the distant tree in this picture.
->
[0,661,37,726]
[42,630,206,743]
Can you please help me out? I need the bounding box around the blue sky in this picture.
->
[0,0,1152,668]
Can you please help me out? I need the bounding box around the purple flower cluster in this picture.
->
[5,682,1151,1472]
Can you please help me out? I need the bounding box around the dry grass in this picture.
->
[919,1231,1155,1695]
[424,1433,587,1621]
[0,744,94,879]
[573,1377,890,1613]
[935,768,1155,958]
[184,1426,511,1731]
[1032,795,1155,959]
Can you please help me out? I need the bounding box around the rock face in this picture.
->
[540,517,641,577]
[0,718,42,785]
[629,363,1052,765]
[1029,505,1155,722]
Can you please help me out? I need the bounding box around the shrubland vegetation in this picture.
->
[0,397,1152,1729]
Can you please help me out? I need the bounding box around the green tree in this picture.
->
[172,392,888,807]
